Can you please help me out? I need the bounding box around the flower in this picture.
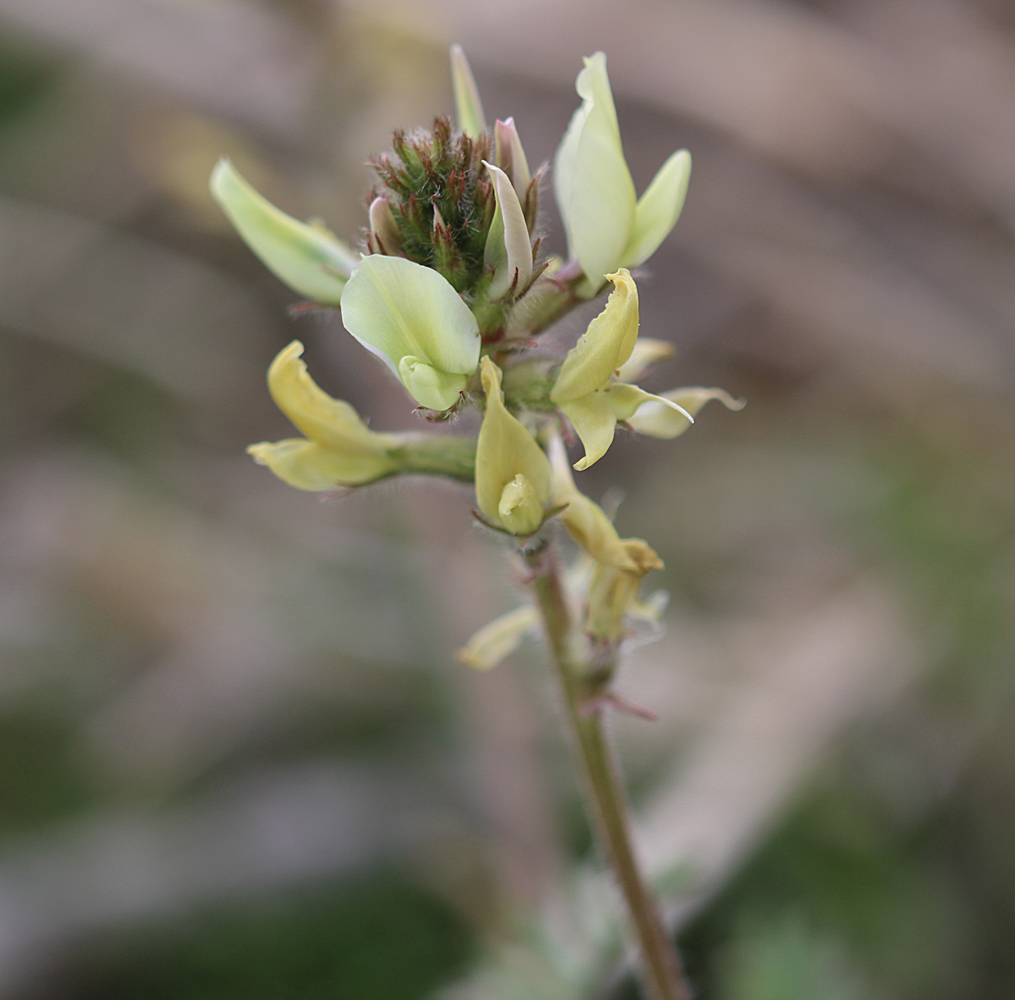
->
[210,159,358,305]
[548,432,661,573]
[550,270,696,469]
[584,550,665,646]
[247,341,401,490]
[554,52,691,294]
[475,357,552,535]
[457,605,539,671]
[339,255,481,411]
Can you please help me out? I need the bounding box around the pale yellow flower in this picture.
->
[550,270,694,469]
[339,255,481,411]
[554,53,691,294]
[548,433,660,573]
[475,357,552,535]
[247,341,402,490]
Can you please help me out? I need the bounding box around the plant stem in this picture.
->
[524,540,693,1000]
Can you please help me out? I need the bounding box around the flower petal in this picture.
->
[475,357,552,534]
[450,44,487,137]
[615,338,675,383]
[210,159,356,305]
[559,394,617,471]
[397,357,469,411]
[622,149,691,268]
[457,605,539,671]
[551,269,640,404]
[548,434,643,570]
[626,386,744,438]
[601,383,694,424]
[554,53,636,291]
[586,541,663,642]
[340,255,480,406]
[483,161,533,299]
[267,341,399,454]
[247,438,395,490]
[498,474,545,535]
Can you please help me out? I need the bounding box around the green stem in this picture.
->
[394,434,475,482]
[525,540,693,1000]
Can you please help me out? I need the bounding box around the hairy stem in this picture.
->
[393,434,476,481]
[525,540,693,1000]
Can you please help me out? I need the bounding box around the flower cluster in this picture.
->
[213,47,742,662]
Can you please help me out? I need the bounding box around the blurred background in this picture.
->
[0,0,1013,996]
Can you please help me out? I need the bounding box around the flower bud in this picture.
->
[483,160,533,300]
[450,44,487,138]
[494,118,532,205]
[368,195,403,256]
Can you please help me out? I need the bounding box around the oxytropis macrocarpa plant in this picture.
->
[211,47,741,1000]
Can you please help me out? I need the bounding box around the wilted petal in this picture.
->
[622,150,691,268]
[551,269,639,404]
[340,255,480,409]
[626,387,744,438]
[554,53,636,292]
[483,161,533,299]
[210,159,356,305]
[247,438,395,491]
[457,605,539,671]
[450,44,487,137]
[586,540,664,643]
[475,357,552,535]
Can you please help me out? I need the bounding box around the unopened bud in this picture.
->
[450,45,487,138]
[368,195,403,256]
[494,118,532,205]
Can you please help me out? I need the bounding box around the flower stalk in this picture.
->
[523,539,693,1000]
[214,44,743,997]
